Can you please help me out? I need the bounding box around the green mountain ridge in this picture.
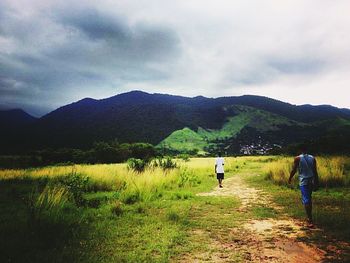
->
[1,91,350,154]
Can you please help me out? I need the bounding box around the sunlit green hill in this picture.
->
[158,106,306,154]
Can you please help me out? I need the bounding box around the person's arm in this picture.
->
[215,159,217,173]
[313,158,319,190]
[288,157,299,184]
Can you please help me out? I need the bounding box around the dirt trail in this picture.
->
[194,175,327,262]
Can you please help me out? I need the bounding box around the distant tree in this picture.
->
[129,143,156,161]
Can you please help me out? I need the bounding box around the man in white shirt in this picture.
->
[215,152,225,188]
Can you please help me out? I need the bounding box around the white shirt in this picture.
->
[215,157,224,173]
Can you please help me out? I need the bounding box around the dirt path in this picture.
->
[192,175,327,262]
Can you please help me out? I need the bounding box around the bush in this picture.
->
[151,156,177,170]
[178,154,190,162]
[135,204,146,214]
[60,172,90,206]
[111,201,123,216]
[171,191,193,200]
[177,168,200,187]
[167,211,180,222]
[120,189,141,204]
[161,156,177,169]
[127,158,148,173]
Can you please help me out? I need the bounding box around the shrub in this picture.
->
[135,204,146,214]
[60,172,90,206]
[111,201,123,216]
[177,168,199,187]
[84,192,114,208]
[178,154,190,162]
[120,189,141,204]
[151,156,177,170]
[127,158,148,173]
[167,211,180,222]
[160,156,177,170]
[171,191,193,200]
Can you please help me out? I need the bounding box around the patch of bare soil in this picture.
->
[243,219,325,263]
[197,176,275,212]
[188,176,329,262]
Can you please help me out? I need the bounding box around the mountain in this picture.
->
[1,91,350,154]
[0,109,37,128]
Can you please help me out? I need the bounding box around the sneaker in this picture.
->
[219,185,223,188]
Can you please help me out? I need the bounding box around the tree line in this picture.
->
[0,142,157,169]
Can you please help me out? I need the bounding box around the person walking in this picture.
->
[215,152,225,188]
[288,149,319,226]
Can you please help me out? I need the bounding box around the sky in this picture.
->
[1,0,350,116]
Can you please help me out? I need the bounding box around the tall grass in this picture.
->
[264,156,350,187]
[0,157,248,205]
[28,185,70,224]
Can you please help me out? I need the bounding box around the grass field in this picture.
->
[0,156,349,262]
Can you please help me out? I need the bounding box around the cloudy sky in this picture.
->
[1,0,350,116]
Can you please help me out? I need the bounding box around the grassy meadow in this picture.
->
[0,156,349,262]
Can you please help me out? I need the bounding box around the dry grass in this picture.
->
[0,158,224,201]
[264,156,350,187]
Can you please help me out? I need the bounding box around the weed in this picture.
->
[167,211,180,222]
[27,185,70,225]
[177,167,200,187]
[111,201,123,216]
[120,189,141,204]
[135,204,146,214]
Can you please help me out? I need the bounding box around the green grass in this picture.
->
[0,158,228,262]
[1,156,349,262]
[197,113,250,140]
[157,127,208,153]
[240,157,350,261]
[158,105,303,153]
[246,168,350,241]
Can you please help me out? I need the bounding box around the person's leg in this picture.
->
[219,178,223,187]
[304,203,313,223]
[301,185,313,224]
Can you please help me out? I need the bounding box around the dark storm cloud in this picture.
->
[54,8,180,62]
[60,9,131,41]
[0,4,181,116]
